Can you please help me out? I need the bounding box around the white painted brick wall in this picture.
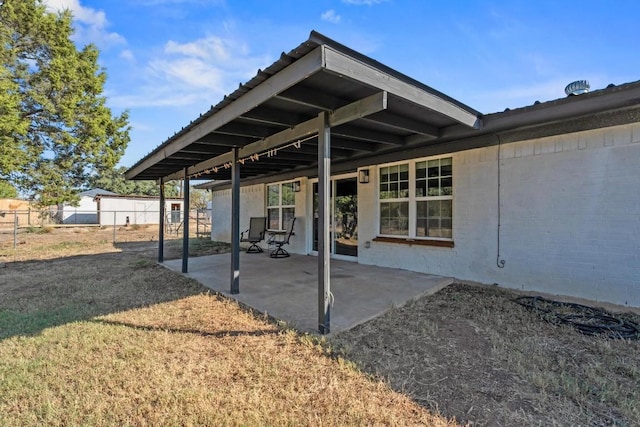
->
[359,123,640,307]
[210,178,308,254]
[211,184,265,243]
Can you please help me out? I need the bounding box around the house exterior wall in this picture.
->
[358,122,640,307]
[210,179,309,253]
[209,122,639,307]
[96,198,184,226]
[211,184,265,243]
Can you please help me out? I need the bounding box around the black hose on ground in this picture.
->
[514,296,640,340]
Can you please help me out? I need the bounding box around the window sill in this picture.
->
[372,236,454,248]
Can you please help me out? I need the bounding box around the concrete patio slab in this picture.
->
[163,253,453,335]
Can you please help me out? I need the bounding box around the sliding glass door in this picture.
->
[312,176,358,258]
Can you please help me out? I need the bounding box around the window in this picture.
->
[378,157,453,239]
[379,164,409,235]
[267,181,296,230]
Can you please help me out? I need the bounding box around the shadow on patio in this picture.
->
[163,253,453,334]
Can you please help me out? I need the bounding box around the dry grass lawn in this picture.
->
[0,226,453,426]
[1,226,639,426]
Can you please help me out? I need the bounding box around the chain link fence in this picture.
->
[0,208,211,249]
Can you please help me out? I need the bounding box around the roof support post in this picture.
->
[230,147,240,294]
[317,111,331,334]
[158,177,165,263]
[182,169,190,273]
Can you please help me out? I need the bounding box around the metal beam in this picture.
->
[125,46,325,180]
[322,46,481,129]
[230,147,240,294]
[240,107,307,127]
[286,141,353,158]
[332,123,404,145]
[214,121,284,138]
[181,170,190,273]
[363,111,439,137]
[276,85,343,110]
[161,92,389,181]
[328,137,377,153]
[329,91,388,126]
[317,111,331,335]
[158,177,165,263]
[196,134,256,147]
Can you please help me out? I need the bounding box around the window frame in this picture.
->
[266,180,296,231]
[377,156,454,241]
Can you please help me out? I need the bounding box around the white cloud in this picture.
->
[110,35,272,109]
[149,57,225,92]
[120,49,135,61]
[43,0,125,47]
[342,0,388,5]
[321,9,341,24]
[164,38,231,61]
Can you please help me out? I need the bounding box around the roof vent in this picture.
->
[564,80,590,96]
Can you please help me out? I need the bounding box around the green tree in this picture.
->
[190,188,209,210]
[89,166,180,197]
[0,180,18,198]
[0,0,130,206]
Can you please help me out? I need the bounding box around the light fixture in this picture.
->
[292,180,301,192]
[358,169,370,184]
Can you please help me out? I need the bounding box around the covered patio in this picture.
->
[126,31,481,333]
[163,253,453,334]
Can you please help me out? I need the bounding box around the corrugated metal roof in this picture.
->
[126,30,640,183]
[125,31,481,181]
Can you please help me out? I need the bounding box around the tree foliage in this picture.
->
[0,0,130,206]
[190,188,209,210]
[88,166,180,198]
[0,180,18,198]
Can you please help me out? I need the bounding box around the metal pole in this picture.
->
[113,211,116,244]
[158,177,165,263]
[230,147,240,294]
[318,112,331,334]
[14,212,18,250]
[182,169,190,273]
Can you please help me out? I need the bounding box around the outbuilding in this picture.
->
[94,194,184,227]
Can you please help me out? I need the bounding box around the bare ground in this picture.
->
[330,283,640,426]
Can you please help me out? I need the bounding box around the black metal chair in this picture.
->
[240,217,266,253]
[267,217,296,258]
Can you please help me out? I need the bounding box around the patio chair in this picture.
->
[240,217,267,253]
[267,217,296,258]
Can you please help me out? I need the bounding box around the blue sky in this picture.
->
[43,0,640,168]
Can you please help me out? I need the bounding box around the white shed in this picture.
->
[94,194,184,226]
[61,188,116,224]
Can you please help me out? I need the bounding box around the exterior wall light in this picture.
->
[292,180,301,192]
[359,169,370,184]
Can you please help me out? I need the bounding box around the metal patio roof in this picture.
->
[125,31,482,182]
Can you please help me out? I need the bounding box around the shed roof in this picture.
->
[79,188,117,198]
[93,194,182,201]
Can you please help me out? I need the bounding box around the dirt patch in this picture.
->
[330,283,640,426]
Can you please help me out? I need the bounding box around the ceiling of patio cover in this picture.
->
[125,31,482,182]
